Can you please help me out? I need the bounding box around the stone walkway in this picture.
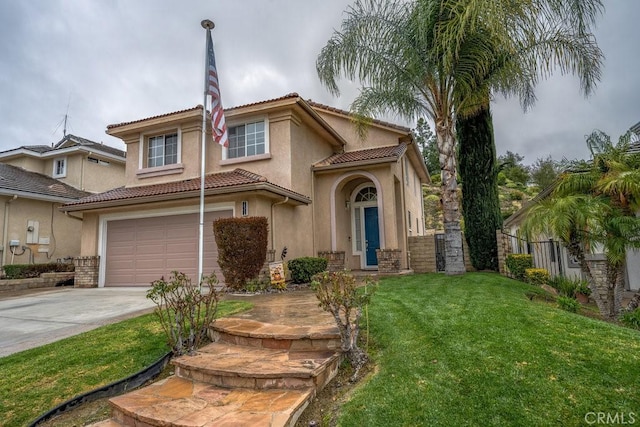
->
[91,290,341,427]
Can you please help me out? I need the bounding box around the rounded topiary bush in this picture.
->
[288,257,328,284]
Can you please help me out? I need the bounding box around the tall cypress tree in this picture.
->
[457,106,503,271]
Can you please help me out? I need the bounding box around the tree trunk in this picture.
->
[436,119,465,275]
[457,106,502,271]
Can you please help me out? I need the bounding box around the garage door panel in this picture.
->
[105,211,232,286]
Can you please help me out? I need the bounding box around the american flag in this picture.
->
[206,31,228,147]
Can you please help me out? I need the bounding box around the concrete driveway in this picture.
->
[0,287,156,358]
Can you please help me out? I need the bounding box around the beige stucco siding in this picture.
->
[120,119,203,188]
[3,157,45,174]
[315,110,405,150]
[81,160,126,193]
[1,198,82,266]
[402,154,426,236]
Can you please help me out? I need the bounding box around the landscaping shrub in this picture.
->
[2,263,74,279]
[288,257,328,284]
[548,276,589,298]
[557,295,580,313]
[312,270,377,381]
[505,254,533,281]
[146,271,219,356]
[213,216,268,290]
[524,268,549,286]
[619,308,640,330]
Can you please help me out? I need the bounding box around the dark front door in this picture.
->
[364,207,380,266]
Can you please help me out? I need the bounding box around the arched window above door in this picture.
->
[355,186,377,202]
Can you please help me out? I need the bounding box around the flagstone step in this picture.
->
[173,342,341,391]
[109,376,312,427]
[210,317,342,351]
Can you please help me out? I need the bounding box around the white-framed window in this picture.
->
[408,210,412,235]
[52,157,67,178]
[226,119,267,160]
[241,201,249,217]
[147,133,178,167]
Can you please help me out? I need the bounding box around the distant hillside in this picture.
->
[422,181,538,232]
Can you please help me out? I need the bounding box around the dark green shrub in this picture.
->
[557,295,580,313]
[619,308,640,330]
[288,257,328,284]
[3,263,74,279]
[505,254,533,281]
[524,268,549,286]
[213,217,268,290]
[457,107,502,271]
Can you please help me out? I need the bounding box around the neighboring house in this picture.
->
[502,122,640,291]
[0,134,127,194]
[0,164,90,266]
[60,93,430,287]
[0,134,126,267]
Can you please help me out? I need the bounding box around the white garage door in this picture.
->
[105,210,232,286]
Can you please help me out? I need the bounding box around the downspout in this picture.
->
[270,197,289,251]
[2,195,17,269]
[64,211,84,221]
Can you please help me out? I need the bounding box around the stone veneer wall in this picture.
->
[376,249,402,273]
[74,256,100,288]
[258,250,277,283]
[409,235,475,273]
[496,230,512,276]
[586,254,623,317]
[0,272,75,293]
[318,251,345,272]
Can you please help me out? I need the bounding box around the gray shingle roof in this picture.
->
[0,163,90,200]
[55,134,126,158]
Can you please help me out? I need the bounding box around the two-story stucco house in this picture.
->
[61,93,429,287]
[0,134,126,267]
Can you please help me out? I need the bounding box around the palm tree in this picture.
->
[523,131,640,319]
[316,0,603,274]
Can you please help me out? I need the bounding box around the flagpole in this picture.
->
[198,19,214,285]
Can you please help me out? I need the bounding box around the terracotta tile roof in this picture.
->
[316,144,407,167]
[62,168,308,209]
[0,164,90,200]
[224,93,301,113]
[107,106,204,130]
[104,93,407,137]
[306,100,412,133]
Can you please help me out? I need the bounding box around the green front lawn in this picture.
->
[339,273,640,426]
[0,300,251,427]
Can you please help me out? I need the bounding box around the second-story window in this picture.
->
[53,157,66,178]
[228,120,265,159]
[147,133,178,167]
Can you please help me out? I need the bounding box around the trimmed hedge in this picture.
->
[3,263,75,279]
[505,254,533,281]
[524,268,550,286]
[213,216,268,290]
[288,257,328,284]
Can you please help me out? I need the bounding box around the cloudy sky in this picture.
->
[0,0,637,165]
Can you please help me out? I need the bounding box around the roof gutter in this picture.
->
[0,189,81,204]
